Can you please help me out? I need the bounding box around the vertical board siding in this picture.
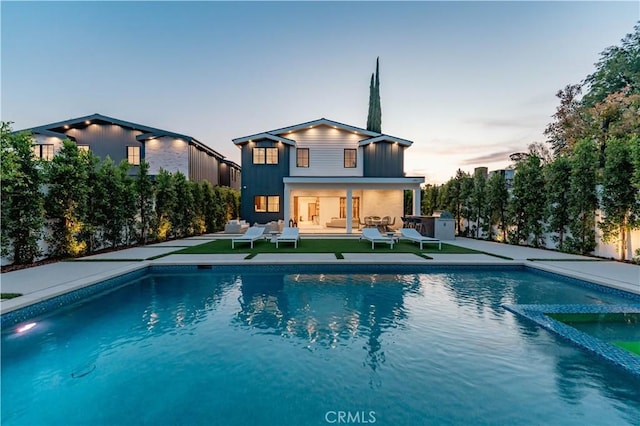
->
[189,145,219,185]
[66,124,142,170]
[287,126,363,177]
[240,140,289,223]
[363,142,404,177]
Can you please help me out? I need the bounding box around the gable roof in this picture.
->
[232,117,412,147]
[19,113,225,159]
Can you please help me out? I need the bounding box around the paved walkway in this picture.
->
[1,236,638,313]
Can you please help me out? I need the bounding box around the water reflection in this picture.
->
[235,273,417,373]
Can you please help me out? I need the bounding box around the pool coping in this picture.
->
[1,258,638,316]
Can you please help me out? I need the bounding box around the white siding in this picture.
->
[145,136,189,177]
[287,126,363,177]
[34,134,64,155]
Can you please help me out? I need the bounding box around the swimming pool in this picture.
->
[2,265,640,425]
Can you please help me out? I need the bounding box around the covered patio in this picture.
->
[283,177,424,234]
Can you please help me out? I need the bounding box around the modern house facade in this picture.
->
[233,118,424,233]
[20,113,241,186]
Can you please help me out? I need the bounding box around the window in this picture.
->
[267,196,280,212]
[296,148,309,167]
[253,148,265,164]
[77,145,90,153]
[344,149,357,168]
[266,148,278,164]
[32,144,54,160]
[254,195,280,213]
[340,197,360,219]
[255,196,267,212]
[127,146,140,165]
[253,147,278,164]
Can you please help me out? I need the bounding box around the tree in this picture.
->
[171,171,194,237]
[0,124,45,264]
[509,154,546,246]
[544,156,572,250]
[469,171,487,238]
[94,157,130,248]
[631,135,640,224]
[154,169,175,240]
[583,23,640,107]
[422,184,440,216]
[202,180,222,233]
[599,136,636,260]
[136,160,154,244]
[486,172,510,241]
[366,57,382,133]
[190,180,206,235]
[566,138,598,254]
[45,140,92,257]
[544,84,592,156]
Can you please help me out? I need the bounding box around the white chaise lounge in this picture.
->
[231,226,265,249]
[276,227,300,248]
[400,228,442,250]
[360,228,395,249]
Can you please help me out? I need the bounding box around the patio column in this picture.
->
[413,186,421,216]
[346,188,353,234]
[284,184,291,225]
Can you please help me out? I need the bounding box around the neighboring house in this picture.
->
[488,168,515,190]
[232,118,424,233]
[19,113,240,185]
[219,159,242,191]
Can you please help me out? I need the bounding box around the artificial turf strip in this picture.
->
[0,293,22,299]
[173,239,481,255]
[614,341,640,356]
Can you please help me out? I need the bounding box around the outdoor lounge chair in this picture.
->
[231,226,265,249]
[400,228,442,250]
[276,227,300,248]
[360,228,395,249]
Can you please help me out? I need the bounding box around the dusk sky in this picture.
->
[2,1,638,184]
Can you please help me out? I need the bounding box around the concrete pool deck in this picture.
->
[1,236,638,313]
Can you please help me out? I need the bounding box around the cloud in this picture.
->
[460,150,516,166]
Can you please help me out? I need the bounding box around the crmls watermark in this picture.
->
[324,410,376,424]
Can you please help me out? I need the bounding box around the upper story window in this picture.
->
[253,147,278,164]
[296,148,309,168]
[127,146,140,165]
[32,144,54,161]
[344,149,357,168]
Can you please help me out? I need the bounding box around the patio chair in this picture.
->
[399,228,441,250]
[276,227,300,248]
[360,228,395,250]
[231,226,265,249]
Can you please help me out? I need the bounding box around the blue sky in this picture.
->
[2,1,638,183]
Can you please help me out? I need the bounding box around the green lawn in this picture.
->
[173,238,481,256]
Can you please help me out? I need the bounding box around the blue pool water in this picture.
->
[2,266,640,425]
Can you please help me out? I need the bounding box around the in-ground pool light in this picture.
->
[16,322,36,333]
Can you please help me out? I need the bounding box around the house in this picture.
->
[19,113,240,186]
[232,118,424,233]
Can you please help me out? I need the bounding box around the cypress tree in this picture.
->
[366,57,382,133]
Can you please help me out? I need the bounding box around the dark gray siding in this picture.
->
[189,145,219,185]
[219,162,242,191]
[363,142,404,177]
[66,124,142,173]
[240,140,289,224]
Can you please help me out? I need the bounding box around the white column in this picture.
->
[284,184,291,226]
[413,186,421,216]
[346,188,353,234]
